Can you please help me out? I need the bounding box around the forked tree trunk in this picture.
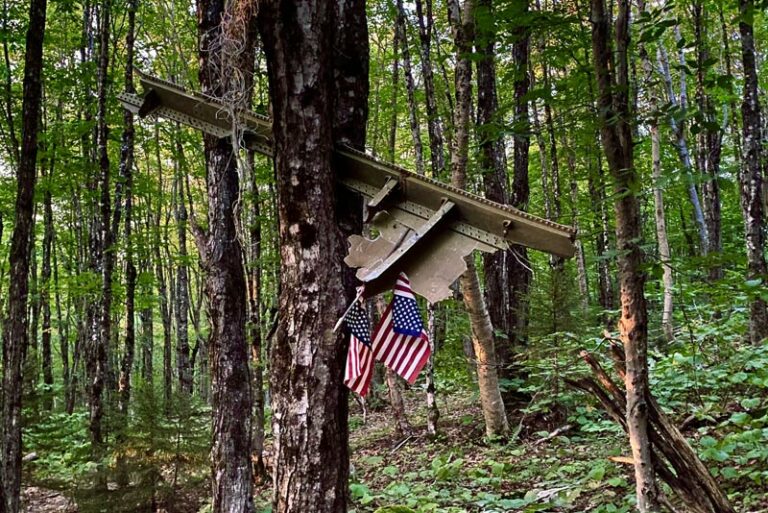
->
[258,0,369,511]
[1,0,47,508]
[738,0,768,344]
[590,0,660,509]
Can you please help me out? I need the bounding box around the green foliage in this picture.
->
[24,409,92,486]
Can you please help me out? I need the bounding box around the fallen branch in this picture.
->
[566,347,735,513]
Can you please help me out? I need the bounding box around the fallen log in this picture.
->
[565,346,735,513]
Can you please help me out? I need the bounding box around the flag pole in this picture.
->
[333,286,366,333]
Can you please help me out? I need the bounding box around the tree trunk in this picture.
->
[395,0,424,174]
[1,0,47,507]
[652,125,674,343]
[175,140,191,395]
[590,0,660,509]
[638,8,674,343]
[448,0,508,438]
[656,43,709,255]
[476,0,516,387]
[41,159,54,410]
[258,0,368,510]
[565,149,589,310]
[153,128,173,412]
[53,237,70,410]
[195,0,258,510]
[118,0,137,417]
[85,0,112,476]
[385,369,411,437]
[116,11,137,492]
[425,302,439,436]
[387,29,400,163]
[738,0,768,343]
[506,0,533,375]
[693,2,723,280]
[414,0,445,177]
[383,80,413,436]
[140,258,154,385]
[245,150,267,481]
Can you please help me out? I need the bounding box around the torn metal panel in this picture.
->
[334,149,575,257]
[360,200,455,282]
[118,72,578,302]
[345,211,483,303]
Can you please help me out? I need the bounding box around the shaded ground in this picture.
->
[23,387,768,513]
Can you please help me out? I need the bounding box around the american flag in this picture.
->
[343,298,374,396]
[371,273,431,384]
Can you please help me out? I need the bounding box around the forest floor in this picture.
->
[20,386,768,513]
[264,386,768,513]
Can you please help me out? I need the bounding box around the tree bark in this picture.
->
[414,0,445,177]
[383,86,413,436]
[385,369,411,437]
[565,148,589,310]
[175,139,191,395]
[475,0,515,382]
[448,0,508,438]
[152,127,173,413]
[118,0,137,416]
[85,0,112,476]
[425,302,439,436]
[245,150,267,481]
[411,0,443,428]
[395,0,425,174]
[41,157,54,410]
[195,0,258,510]
[506,0,533,375]
[693,2,723,280]
[738,0,768,343]
[590,0,660,509]
[53,237,70,410]
[140,259,154,385]
[1,0,47,508]
[258,0,368,510]
[652,124,674,343]
[656,42,709,255]
[638,7,674,343]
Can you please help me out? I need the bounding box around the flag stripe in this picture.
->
[371,294,431,385]
[344,335,374,396]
